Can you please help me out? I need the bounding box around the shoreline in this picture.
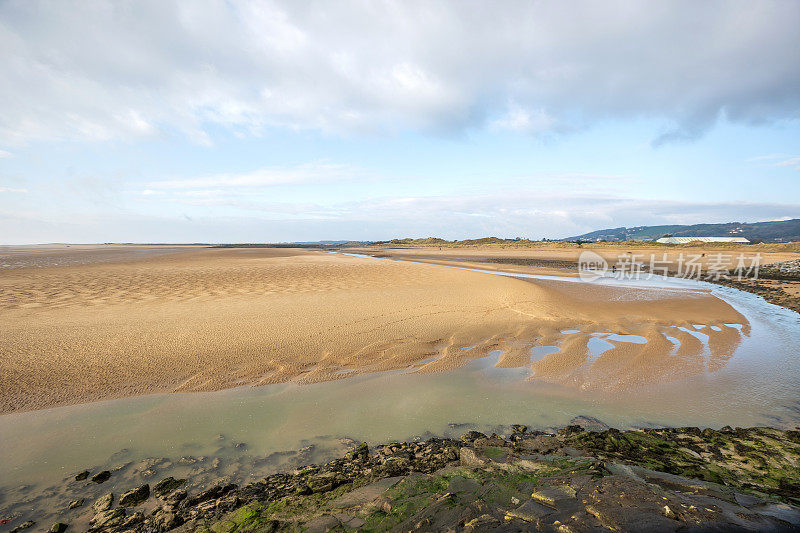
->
[4,423,799,532]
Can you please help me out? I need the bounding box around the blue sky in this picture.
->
[1,1,798,243]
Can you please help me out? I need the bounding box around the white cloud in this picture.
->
[4,192,798,244]
[0,0,798,146]
[0,149,12,158]
[0,187,27,193]
[747,154,800,170]
[491,104,555,133]
[143,162,369,190]
[773,157,800,170]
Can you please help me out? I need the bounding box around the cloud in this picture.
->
[11,188,796,244]
[747,154,800,170]
[491,104,555,133]
[773,157,800,170]
[0,0,798,146]
[0,187,27,193]
[143,162,369,190]
[0,149,12,158]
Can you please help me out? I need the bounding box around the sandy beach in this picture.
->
[1,245,750,414]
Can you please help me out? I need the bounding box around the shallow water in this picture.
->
[1,260,800,520]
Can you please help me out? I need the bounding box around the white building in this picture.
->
[656,236,750,244]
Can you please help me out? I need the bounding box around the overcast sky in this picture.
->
[1,0,799,243]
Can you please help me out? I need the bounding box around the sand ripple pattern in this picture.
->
[0,247,750,413]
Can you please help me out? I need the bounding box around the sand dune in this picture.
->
[0,246,748,413]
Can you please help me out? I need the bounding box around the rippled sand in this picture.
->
[0,246,748,413]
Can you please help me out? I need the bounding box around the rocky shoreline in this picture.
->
[5,425,800,532]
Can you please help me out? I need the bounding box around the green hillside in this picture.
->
[566,219,800,243]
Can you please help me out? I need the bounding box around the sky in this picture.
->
[1,1,799,244]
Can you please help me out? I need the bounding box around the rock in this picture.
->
[531,485,578,508]
[10,521,35,533]
[50,522,68,533]
[90,470,111,484]
[734,492,765,507]
[381,456,411,476]
[460,431,487,443]
[89,508,126,529]
[511,424,528,434]
[663,504,677,519]
[459,447,486,467]
[473,436,507,447]
[74,470,90,481]
[557,425,584,436]
[67,498,84,509]
[464,514,501,531]
[153,476,186,497]
[92,493,113,513]
[505,500,554,523]
[120,511,143,528]
[164,489,187,505]
[119,484,150,507]
[345,442,369,461]
[307,472,342,493]
[152,507,183,529]
[327,477,402,508]
[569,415,610,432]
[185,484,237,507]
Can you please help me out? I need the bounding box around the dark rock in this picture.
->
[89,508,125,529]
[505,500,553,524]
[164,489,187,505]
[345,442,369,462]
[460,431,487,443]
[473,436,507,447]
[10,521,35,533]
[50,522,68,533]
[67,498,84,509]
[569,415,610,432]
[307,472,343,493]
[153,476,186,497]
[185,484,237,507]
[510,424,528,434]
[557,424,585,436]
[381,456,412,476]
[119,484,149,507]
[120,511,144,528]
[90,470,111,484]
[152,507,184,530]
[92,493,113,513]
[74,470,90,481]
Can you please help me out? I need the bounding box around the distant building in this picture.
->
[656,236,750,244]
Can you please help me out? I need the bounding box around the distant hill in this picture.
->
[566,219,800,243]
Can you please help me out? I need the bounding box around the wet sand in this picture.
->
[1,245,748,413]
[344,244,800,276]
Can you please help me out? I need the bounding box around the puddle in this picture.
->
[530,346,560,362]
[585,337,615,360]
[604,333,648,344]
